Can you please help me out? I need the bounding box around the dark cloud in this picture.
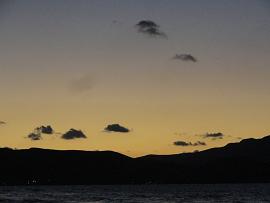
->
[172,54,197,62]
[61,129,87,140]
[137,20,159,29]
[136,20,167,38]
[69,74,94,93]
[26,125,54,141]
[174,140,206,146]
[203,132,224,139]
[28,133,42,141]
[104,124,130,133]
[35,125,53,134]
[174,141,191,146]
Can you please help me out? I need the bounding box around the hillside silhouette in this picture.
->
[1,135,270,185]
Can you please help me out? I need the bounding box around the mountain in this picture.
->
[1,135,270,185]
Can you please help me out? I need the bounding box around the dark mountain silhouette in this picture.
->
[1,135,270,185]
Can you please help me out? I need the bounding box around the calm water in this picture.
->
[0,184,270,203]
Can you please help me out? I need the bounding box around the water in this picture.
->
[0,184,270,203]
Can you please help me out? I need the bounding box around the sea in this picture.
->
[0,184,270,203]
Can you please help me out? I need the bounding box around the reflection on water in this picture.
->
[0,184,270,203]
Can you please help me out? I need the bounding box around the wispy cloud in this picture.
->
[69,74,94,93]
[27,133,42,141]
[172,54,197,62]
[193,141,206,146]
[104,124,130,133]
[135,20,167,38]
[173,140,206,146]
[61,129,87,140]
[0,121,6,125]
[202,132,224,140]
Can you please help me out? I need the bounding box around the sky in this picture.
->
[0,0,269,157]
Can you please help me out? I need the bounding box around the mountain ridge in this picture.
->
[1,135,270,185]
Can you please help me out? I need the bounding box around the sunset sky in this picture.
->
[0,0,269,157]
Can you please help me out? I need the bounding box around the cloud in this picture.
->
[174,140,206,146]
[61,129,87,140]
[173,141,191,146]
[193,141,206,146]
[135,20,167,38]
[35,125,53,134]
[137,20,158,29]
[27,133,42,141]
[104,124,130,133]
[0,121,6,125]
[172,54,197,62]
[69,74,94,93]
[26,125,54,141]
[203,132,224,139]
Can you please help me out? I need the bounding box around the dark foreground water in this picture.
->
[0,184,270,203]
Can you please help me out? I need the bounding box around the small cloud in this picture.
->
[172,54,197,62]
[137,20,159,29]
[27,133,42,141]
[0,121,6,125]
[69,74,94,93]
[26,125,55,141]
[203,132,224,139]
[35,125,53,134]
[193,141,206,146]
[135,20,167,38]
[61,129,87,140]
[104,124,130,133]
[174,141,192,146]
[174,140,206,146]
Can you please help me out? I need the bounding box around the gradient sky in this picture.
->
[0,0,269,156]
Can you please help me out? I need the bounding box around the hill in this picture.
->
[1,135,270,185]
